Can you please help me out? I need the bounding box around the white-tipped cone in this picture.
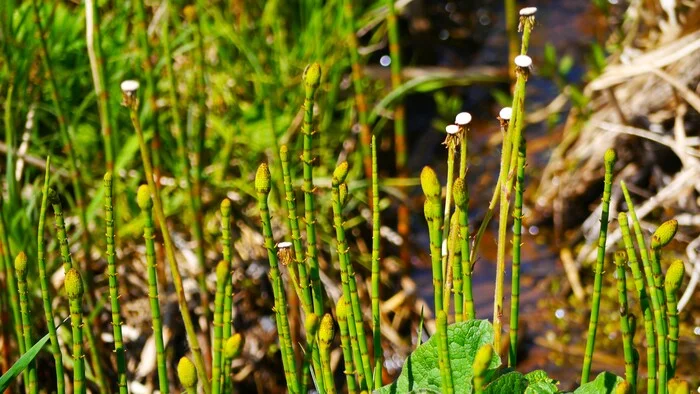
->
[120,80,140,94]
[499,107,512,121]
[520,7,537,16]
[445,124,460,135]
[455,112,472,126]
[514,55,532,68]
[277,241,293,249]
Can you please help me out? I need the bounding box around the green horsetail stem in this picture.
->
[436,311,454,394]
[280,145,313,313]
[37,158,65,394]
[443,125,461,313]
[178,357,198,394]
[136,185,169,394]
[613,251,637,391]
[331,162,370,390]
[212,260,231,394]
[15,252,37,394]
[31,0,92,268]
[453,177,473,320]
[123,83,209,393]
[650,219,677,393]
[255,163,300,393]
[342,0,373,178]
[472,344,492,394]
[301,64,325,319]
[0,191,25,357]
[220,199,234,344]
[665,260,684,377]
[319,313,337,394]
[619,212,657,394]
[386,0,406,173]
[85,0,115,171]
[336,296,359,394]
[581,148,616,384]
[370,136,383,389]
[301,314,322,394]
[448,214,463,322]
[104,172,129,394]
[222,333,244,393]
[509,138,526,367]
[65,268,86,394]
[668,378,691,394]
[421,167,444,317]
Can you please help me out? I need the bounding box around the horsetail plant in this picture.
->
[15,252,37,394]
[36,157,65,394]
[177,357,198,394]
[331,161,370,390]
[123,80,209,392]
[370,136,383,389]
[442,124,461,313]
[449,215,464,323]
[137,185,169,394]
[453,177,473,320]
[619,212,657,393]
[436,310,454,394]
[220,198,236,380]
[509,138,526,367]
[301,63,325,319]
[212,260,231,394]
[422,166,444,317]
[65,268,86,394]
[0,192,24,357]
[255,163,301,393]
[336,296,359,394]
[222,333,244,393]
[473,344,493,394]
[104,172,129,394]
[319,313,337,394]
[581,148,617,383]
[301,314,321,393]
[613,250,637,391]
[665,260,684,377]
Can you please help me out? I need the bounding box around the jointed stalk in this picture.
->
[370,136,382,389]
[453,178,473,320]
[449,215,463,322]
[436,310,453,394]
[301,315,321,394]
[319,314,336,394]
[255,163,301,394]
[0,192,25,357]
[619,212,656,394]
[665,260,684,378]
[104,172,129,394]
[301,64,325,318]
[331,163,370,390]
[36,157,65,394]
[15,252,37,394]
[65,268,86,394]
[212,261,231,394]
[137,185,169,394]
[509,139,525,367]
[123,83,209,393]
[581,148,617,383]
[336,297,359,394]
[422,167,444,316]
[442,125,460,313]
[220,199,235,355]
[613,251,637,392]
[222,334,244,393]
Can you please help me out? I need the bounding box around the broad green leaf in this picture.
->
[0,332,52,391]
[375,320,500,394]
[485,371,528,394]
[573,372,624,394]
[524,370,559,394]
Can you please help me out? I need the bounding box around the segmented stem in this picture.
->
[370,136,382,389]
[212,261,230,394]
[105,173,129,394]
[220,199,235,349]
[581,149,616,383]
[613,251,637,392]
[0,190,25,356]
[66,270,86,394]
[665,276,680,378]
[450,215,463,322]
[650,246,668,393]
[509,139,525,367]
[337,297,359,394]
[619,212,656,394]
[436,311,453,394]
[16,252,37,394]
[36,158,65,394]
[442,138,457,313]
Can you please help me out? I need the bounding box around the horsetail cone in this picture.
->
[177,357,198,389]
[668,378,690,394]
[665,260,685,293]
[65,268,84,300]
[303,62,322,89]
[335,295,348,319]
[220,198,231,216]
[216,260,229,284]
[453,178,467,209]
[136,185,153,210]
[339,183,349,207]
[255,163,271,195]
[421,166,441,201]
[305,313,321,337]
[319,313,335,346]
[333,161,350,187]
[14,251,28,279]
[224,334,244,360]
[604,148,617,170]
[651,220,678,249]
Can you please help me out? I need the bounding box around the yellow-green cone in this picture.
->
[651,219,678,249]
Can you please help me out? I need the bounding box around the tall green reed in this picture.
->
[15,251,37,394]
[613,250,636,391]
[509,138,526,367]
[453,177,473,320]
[442,124,460,313]
[122,80,209,393]
[336,296,359,393]
[422,167,444,317]
[65,268,86,394]
[665,260,684,378]
[301,314,321,393]
[370,135,382,389]
[437,310,453,393]
[136,185,168,394]
[212,260,230,394]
